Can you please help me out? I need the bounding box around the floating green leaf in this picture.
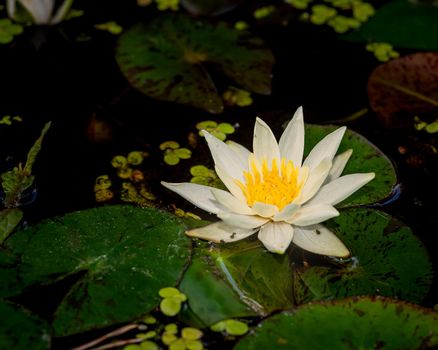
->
[234,297,438,350]
[1,205,191,336]
[116,14,274,113]
[294,208,432,304]
[0,300,50,350]
[180,240,294,326]
[304,124,396,206]
[341,0,438,50]
[0,19,23,44]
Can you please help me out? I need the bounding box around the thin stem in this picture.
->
[70,324,140,350]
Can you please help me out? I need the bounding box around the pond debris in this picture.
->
[95,150,156,206]
[156,0,180,11]
[0,18,23,44]
[366,42,399,62]
[414,116,438,134]
[0,115,22,125]
[195,121,235,141]
[254,5,276,19]
[288,0,375,33]
[234,21,249,30]
[222,87,253,107]
[160,141,192,165]
[94,21,123,35]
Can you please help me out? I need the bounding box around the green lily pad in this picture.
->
[234,297,438,350]
[304,124,397,207]
[294,208,432,304]
[1,205,191,336]
[180,239,294,326]
[116,14,274,113]
[341,0,438,51]
[0,300,50,350]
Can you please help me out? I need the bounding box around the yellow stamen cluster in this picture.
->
[236,157,305,210]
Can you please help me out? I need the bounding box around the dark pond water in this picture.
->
[0,0,437,349]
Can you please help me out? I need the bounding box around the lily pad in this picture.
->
[304,124,397,206]
[341,0,438,51]
[180,239,294,326]
[1,205,191,336]
[116,14,274,113]
[294,208,432,304]
[367,52,438,127]
[0,300,50,350]
[234,297,438,350]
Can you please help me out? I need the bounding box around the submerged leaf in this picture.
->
[234,297,438,349]
[116,14,274,113]
[1,206,191,336]
[367,52,438,127]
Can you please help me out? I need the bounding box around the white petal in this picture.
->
[279,106,305,166]
[326,149,353,182]
[6,0,16,19]
[226,140,251,166]
[258,222,294,254]
[186,222,256,243]
[253,117,281,165]
[217,212,269,229]
[273,203,300,222]
[215,165,247,203]
[287,204,339,226]
[303,126,346,172]
[161,182,220,214]
[299,158,332,204]
[252,202,278,218]
[203,131,247,182]
[19,0,53,23]
[306,173,376,206]
[211,188,254,215]
[51,0,74,24]
[293,224,350,257]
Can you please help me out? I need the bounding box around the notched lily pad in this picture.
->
[294,208,432,304]
[2,205,191,336]
[116,14,274,113]
[0,300,50,350]
[305,124,397,206]
[180,239,294,326]
[234,297,438,350]
[367,52,438,127]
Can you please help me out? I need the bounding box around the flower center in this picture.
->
[236,157,306,210]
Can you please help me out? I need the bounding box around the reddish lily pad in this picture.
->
[367,52,438,127]
[234,297,438,350]
[116,14,274,113]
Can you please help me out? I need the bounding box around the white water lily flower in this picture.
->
[162,107,375,256]
[7,0,73,25]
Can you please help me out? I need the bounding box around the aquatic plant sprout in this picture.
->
[162,107,375,256]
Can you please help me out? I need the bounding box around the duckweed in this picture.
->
[160,141,192,165]
[156,0,179,11]
[196,121,235,141]
[94,21,123,35]
[366,42,399,62]
[0,19,23,44]
[223,87,253,107]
